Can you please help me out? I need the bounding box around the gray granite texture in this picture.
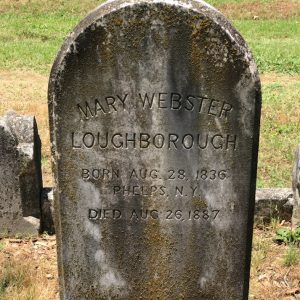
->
[292,146,300,227]
[48,0,261,299]
[0,111,42,237]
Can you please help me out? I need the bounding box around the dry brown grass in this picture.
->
[261,73,300,85]
[0,235,58,300]
[0,0,102,14]
[250,225,300,300]
[219,0,300,20]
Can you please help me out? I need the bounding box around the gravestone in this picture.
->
[0,111,42,237]
[48,0,261,299]
[292,146,300,227]
[255,188,293,223]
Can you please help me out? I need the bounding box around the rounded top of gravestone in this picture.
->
[49,0,259,88]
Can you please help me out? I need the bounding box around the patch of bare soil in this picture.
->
[219,0,300,19]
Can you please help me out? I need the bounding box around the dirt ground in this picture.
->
[0,226,299,299]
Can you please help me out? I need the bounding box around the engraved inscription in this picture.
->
[139,92,233,118]
[113,185,167,196]
[81,168,120,180]
[72,132,237,150]
[76,92,233,120]
[88,208,221,221]
[81,168,229,182]
[77,94,128,119]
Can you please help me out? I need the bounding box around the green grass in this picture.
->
[0,13,78,73]
[0,0,105,73]
[0,262,25,297]
[0,242,4,251]
[234,20,300,74]
[283,246,299,267]
[257,79,300,187]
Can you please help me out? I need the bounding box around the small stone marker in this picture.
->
[0,111,42,237]
[49,0,261,299]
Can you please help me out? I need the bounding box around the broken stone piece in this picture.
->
[0,111,42,237]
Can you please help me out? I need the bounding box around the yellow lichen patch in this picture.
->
[141,219,174,299]
[192,197,208,209]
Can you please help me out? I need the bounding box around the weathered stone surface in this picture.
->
[41,188,55,234]
[49,0,261,299]
[0,111,42,237]
[255,188,293,223]
[292,146,300,227]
